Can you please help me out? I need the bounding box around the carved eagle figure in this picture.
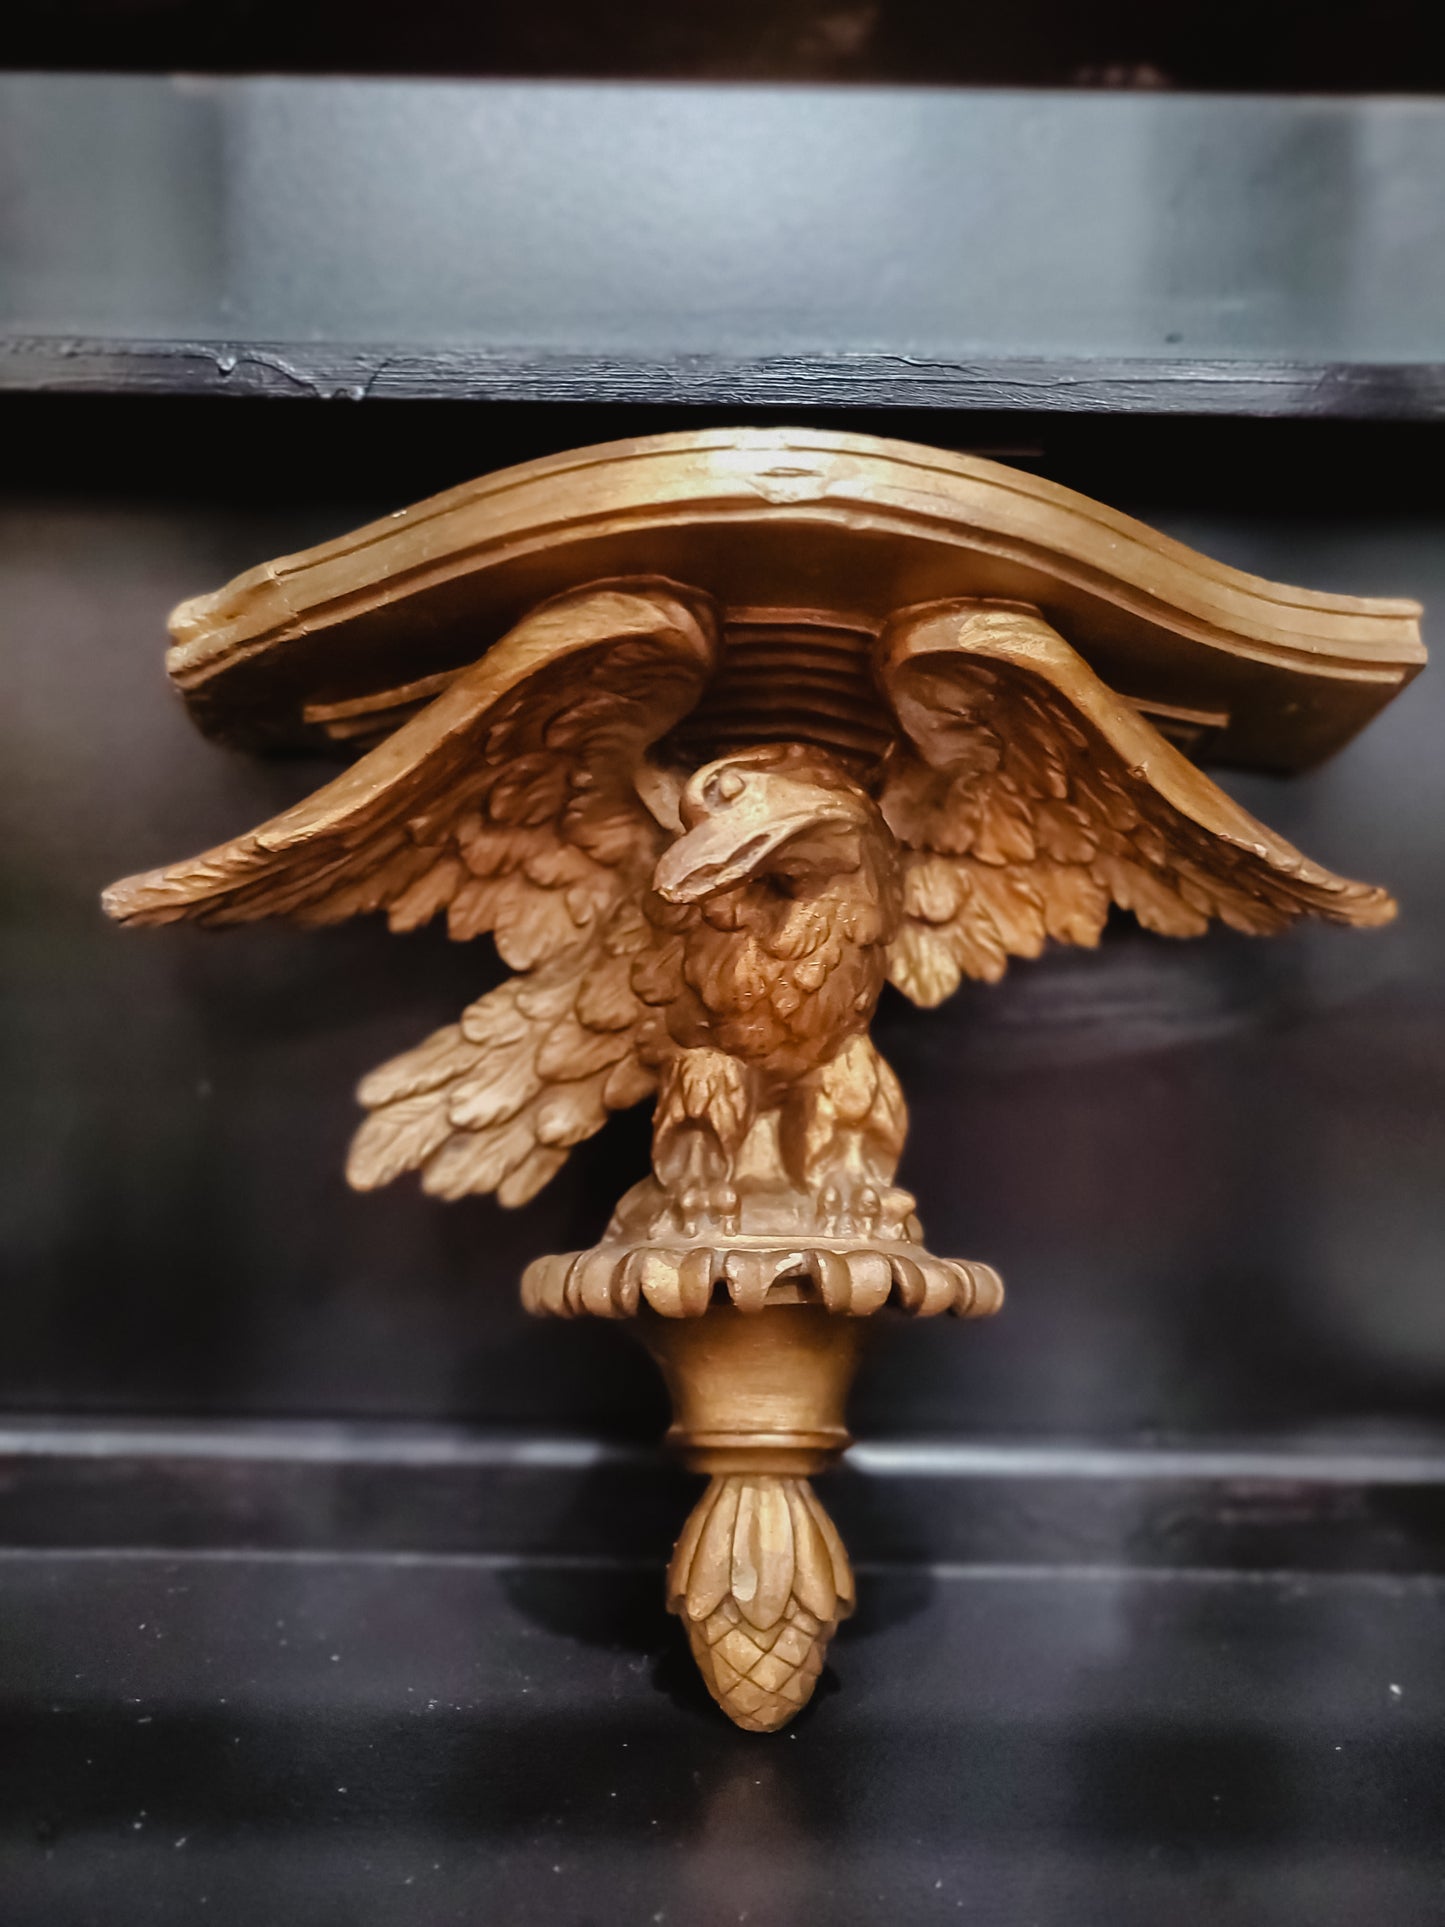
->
[105,581,1391,1233]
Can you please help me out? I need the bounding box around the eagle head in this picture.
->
[652,743,886,906]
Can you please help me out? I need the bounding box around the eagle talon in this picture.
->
[855,1185,882,1235]
[817,1180,886,1239]
[818,1183,842,1236]
[673,1184,740,1240]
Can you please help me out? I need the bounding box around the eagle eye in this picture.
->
[707,769,748,808]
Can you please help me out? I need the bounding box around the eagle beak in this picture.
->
[653,802,834,904]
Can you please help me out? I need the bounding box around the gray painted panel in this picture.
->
[4,77,1445,364]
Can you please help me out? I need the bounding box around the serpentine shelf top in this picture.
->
[163,428,1424,772]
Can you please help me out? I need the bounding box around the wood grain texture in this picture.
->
[8,339,1445,422]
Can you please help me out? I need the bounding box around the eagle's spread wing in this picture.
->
[346,899,665,1203]
[106,581,718,1201]
[876,602,1395,1008]
[105,582,716,955]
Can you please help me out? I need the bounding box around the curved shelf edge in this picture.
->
[150,427,1426,774]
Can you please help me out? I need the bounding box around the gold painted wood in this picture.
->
[649,1307,866,1731]
[103,430,1420,1732]
[665,1469,856,1734]
[159,429,1421,772]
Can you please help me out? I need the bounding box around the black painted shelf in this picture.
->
[7,338,1445,418]
[5,1546,1445,1926]
[6,78,1445,421]
[6,1417,1445,1573]
[8,0,1445,94]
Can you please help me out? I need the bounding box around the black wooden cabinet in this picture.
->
[3,71,1444,1926]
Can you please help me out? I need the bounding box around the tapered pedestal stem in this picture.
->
[524,1190,1002,1731]
[640,1305,866,1731]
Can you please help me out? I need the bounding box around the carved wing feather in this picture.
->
[105,581,717,1202]
[877,603,1395,1008]
[103,582,719,972]
[346,898,665,1204]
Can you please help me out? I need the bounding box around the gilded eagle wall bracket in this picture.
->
[104,430,1422,1732]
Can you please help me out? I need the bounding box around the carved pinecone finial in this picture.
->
[667,1473,855,1732]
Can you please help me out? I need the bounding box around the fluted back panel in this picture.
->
[665,611,893,774]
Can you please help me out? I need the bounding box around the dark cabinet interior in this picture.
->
[3,69,1444,1927]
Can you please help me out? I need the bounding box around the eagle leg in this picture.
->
[652,1047,757,1237]
[780,1035,912,1239]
